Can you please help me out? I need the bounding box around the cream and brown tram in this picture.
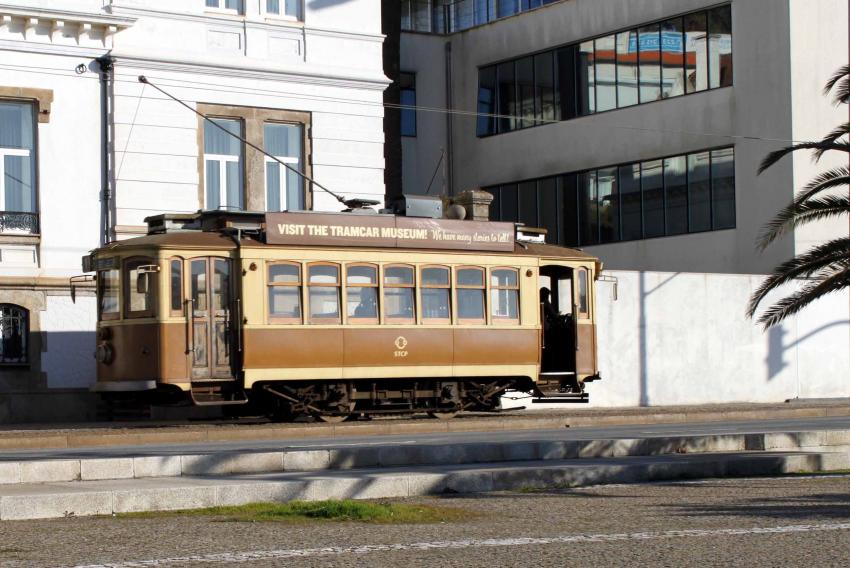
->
[82,210,601,421]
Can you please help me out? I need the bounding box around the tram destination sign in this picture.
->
[266,212,515,252]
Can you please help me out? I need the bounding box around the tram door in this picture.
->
[189,258,234,380]
[539,265,596,379]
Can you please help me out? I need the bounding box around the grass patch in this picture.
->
[118,499,474,524]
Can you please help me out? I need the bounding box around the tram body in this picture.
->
[84,210,601,420]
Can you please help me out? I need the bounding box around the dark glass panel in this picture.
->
[577,41,595,115]
[641,159,665,238]
[711,147,735,229]
[638,23,661,103]
[595,35,617,112]
[578,171,598,245]
[616,30,639,108]
[619,163,642,240]
[534,51,556,124]
[684,12,708,93]
[660,18,685,98]
[556,46,577,119]
[399,72,416,137]
[496,0,518,20]
[497,61,516,133]
[477,66,497,136]
[500,183,518,222]
[560,174,579,246]
[597,167,619,243]
[518,180,538,226]
[708,5,733,88]
[687,151,711,232]
[473,0,489,26]
[539,176,558,241]
[488,185,501,220]
[516,56,535,129]
[664,155,688,235]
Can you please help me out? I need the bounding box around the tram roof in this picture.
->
[94,230,598,262]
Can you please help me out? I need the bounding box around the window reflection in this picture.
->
[597,167,619,243]
[711,148,736,229]
[616,31,639,108]
[516,56,535,129]
[641,160,665,238]
[497,61,516,133]
[477,66,497,136]
[638,24,661,103]
[708,5,733,89]
[684,12,708,93]
[577,41,595,115]
[664,156,688,235]
[534,52,556,123]
[619,164,642,241]
[595,35,617,112]
[688,151,711,232]
[661,18,685,98]
[578,171,598,245]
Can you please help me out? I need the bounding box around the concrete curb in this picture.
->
[0,451,847,520]
[2,429,849,484]
[2,403,850,451]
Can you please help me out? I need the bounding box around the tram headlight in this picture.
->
[95,343,114,365]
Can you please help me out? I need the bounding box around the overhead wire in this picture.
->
[0,60,827,146]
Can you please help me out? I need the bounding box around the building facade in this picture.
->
[399,0,850,406]
[0,0,387,421]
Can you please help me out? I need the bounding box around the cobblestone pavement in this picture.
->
[1,475,849,567]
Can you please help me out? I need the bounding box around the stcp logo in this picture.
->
[394,336,409,358]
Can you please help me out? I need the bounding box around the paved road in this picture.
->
[1,415,849,461]
[0,475,848,567]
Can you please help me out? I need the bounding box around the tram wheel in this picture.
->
[427,410,459,420]
[314,413,350,424]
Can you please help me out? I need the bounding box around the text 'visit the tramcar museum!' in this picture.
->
[82,204,601,422]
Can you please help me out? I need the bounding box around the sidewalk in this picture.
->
[1,399,850,451]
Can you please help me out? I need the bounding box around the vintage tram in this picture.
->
[82,209,601,421]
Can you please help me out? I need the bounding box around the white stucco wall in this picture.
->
[41,295,97,388]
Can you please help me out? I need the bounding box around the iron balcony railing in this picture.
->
[0,212,39,235]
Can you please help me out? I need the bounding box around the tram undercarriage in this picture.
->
[257,377,535,422]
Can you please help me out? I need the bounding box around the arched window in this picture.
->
[0,304,28,365]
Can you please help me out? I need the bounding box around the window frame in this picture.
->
[382,263,416,325]
[490,267,520,324]
[169,257,184,317]
[0,303,29,366]
[345,263,379,325]
[577,267,590,318]
[306,262,341,325]
[205,0,243,15]
[267,261,303,324]
[122,256,157,319]
[264,0,301,20]
[455,266,487,325]
[419,265,452,324]
[263,121,304,212]
[203,116,245,212]
[97,266,120,322]
[0,99,38,224]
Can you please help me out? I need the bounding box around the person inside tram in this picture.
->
[353,288,378,318]
[539,287,559,329]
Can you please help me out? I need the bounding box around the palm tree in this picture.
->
[747,65,850,330]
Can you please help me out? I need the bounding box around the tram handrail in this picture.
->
[186,298,195,356]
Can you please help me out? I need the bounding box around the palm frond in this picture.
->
[755,268,850,329]
[747,237,850,316]
[819,122,850,147]
[823,65,850,105]
[797,166,850,201]
[758,141,850,174]
[756,195,850,249]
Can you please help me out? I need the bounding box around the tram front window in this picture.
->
[98,269,119,320]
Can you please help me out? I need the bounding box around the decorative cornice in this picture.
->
[111,51,391,90]
[0,3,135,48]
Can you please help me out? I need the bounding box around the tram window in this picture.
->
[268,263,301,322]
[347,264,378,323]
[384,265,415,323]
[577,267,589,316]
[170,259,183,315]
[308,263,340,323]
[457,267,485,323]
[213,259,230,312]
[124,258,155,318]
[98,269,119,321]
[191,260,208,312]
[421,266,450,323]
[490,268,519,322]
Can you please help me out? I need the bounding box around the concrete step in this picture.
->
[1,450,847,520]
[1,429,848,485]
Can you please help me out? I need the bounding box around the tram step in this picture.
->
[532,392,589,404]
[190,389,249,406]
